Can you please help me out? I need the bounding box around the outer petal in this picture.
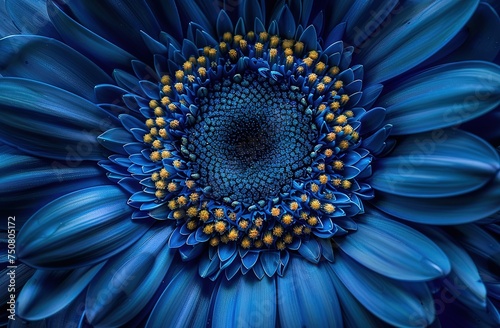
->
[368,129,500,197]
[357,0,479,83]
[0,78,118,160]
[331,252,435,328]
[337,209,451,281]
[5,0,59,38]
[145,264,213,328]
[17,186,152,268]
[17,263,104,321]
[277,256,342,328]
[377,61,500,135]
[212,274,276,328]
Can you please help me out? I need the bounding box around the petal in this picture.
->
[97,128,135,155]
[331,252,435,327]
[373,168,500,225]
[145,264,213,328]
[368,129,500,197]
[212,274,276,328]
[18,186,152,268]
[0,35,113,101]
[277,256,342,328]
[86,226,176,327]
[17,263,104,321]
[5,0,59,38]
[337,208,451,281]
[377,61,500,135]
[358,0,479,83]
[0,78,119,160]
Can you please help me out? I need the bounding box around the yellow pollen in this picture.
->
[284,48,293,57]
[255,42,264,57]
[351,131,360,141]
[269,48,278,61]
[175,70,184,81]
[333,125,343,133]
[203,46,211,56]
[336,115,348,125]
[189,192,200,202]
[186,180,196,189]
[259,31,269,42]
[155,180,166,190]
[229,49,238,61]
[334,80,343,90]
[326,132,336,142]
[310,199,321,210]
[169,120,180,129]
[199,209,210,222]
[187,75,195,83]
[342,180,352,189]
[293,225,303,235]
[289,201,299,211]
[300,212,308,220]
[296,66,305,74]
[203,224,214,235]
[294,41,304,55]
[161,150,171,158]
[273,225,284,237]
[149,100,159,109]
[317,163,326,171]
[329,66,340,75]
[281,214,293,225]
[322,76,332,84]
[254,217,264,227]
[248,227,259,239]
[307,216,318,226]
[208,48,217,60]
[276,241,286,251]
[219,41,228,54]
[254,240,263,248]
[186,206,198,218]
[286,55,294,67]
[150,151,161,162]
[174,83,184,93]
[161,96,171,106]
[241,237,251,249]
[145,118,155,128]
[228,212,237,221]
[341,94,350,105]
[188,56,197,65]
[318,104,326,112]
[143,134,153,144]
[315,62,326,74]
[282,39,294,49]
[324,148,334,157]
[183,61,193,73]
[228,229,239,241]
[270,35,280,48]
[155,190,165,199]
[215,221,226,234]
[173,209,185,220]
[214,208,225,219]
[168,200,178,210]
[310,183,320,193]
[263,232,274,246]
[339,140,349,150]
[271,207,281,217]
[343,125,353,134]
[166,182,177,192]
[330,101,340,112]
[300,194,308,202]
[308,50,319,60]
[177,196,188,206]
[223,32,232,43]
[239,39,247,50]
[247,31,255,41]
[209,237,219,247]
[304,227,311,234]
[283,234,293,244]
[154,107,164,117]
[152,140,162,149]
[333,178,342,186]
[168,103,177,112]
[302,57,313,67]
[187,220,197,230]
[151,172,160,182]
[161,75,171,85]
[197,56,207,67]
[221,235,229,243]
[325,113,335,123]
[197,67,207,77]
[155,117,166,127]
[319,174,329,184]
[345,110,354,118]
[308,73,317,83]
[316,83,326,93]
[333,160,344,170]
[162,85,172,94]
[150,127,158,136]
[173,160,182,168]
[238,220,249,229]
[323,203,335,214]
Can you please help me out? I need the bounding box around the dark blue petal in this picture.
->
[0,78,118,160]
[86,226,175,327]
[212,274,276,328]
[145,264,213,328]
[216,10,233,39]
[277,256,342,328]
[17,263,104,321]
[331,252,435,327]
[358,0,479,83]
[368,129,500,197]
[17,186,152,268]
[97,128,135,155]
[5,0,59,38]
[0,35,113,101]
[378,61,500,135]
[278,5,296,39]
[337,208,451,281]
[298,25,318,52]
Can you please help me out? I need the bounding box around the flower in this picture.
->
[1,0,500,327]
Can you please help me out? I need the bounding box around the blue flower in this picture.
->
[1,0,500,327]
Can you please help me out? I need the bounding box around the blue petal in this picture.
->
[146,264,213,328]
[0,35,112,101]
[298,25,318,52]
[297,238,321,263]
[216,10,233,39]
[17,263,104,321]
[378,61,500,134]
[277,5,296,39]
[47,0,136,70]
[44,291,88,328]
[373,169,500,225]
[86,226,175,327]
[0,78,118,160]
[212,274,276,328]
[260,251,280,277]
[277,256,343,328]
[97,128,135,155]
[331,252,435,327]
[5,0,59,38]
[337,208,451,281]
[368,129,500,197]
[358,0,479,83]
[18,186,152,268]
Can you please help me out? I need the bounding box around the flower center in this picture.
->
[188,72,316,205]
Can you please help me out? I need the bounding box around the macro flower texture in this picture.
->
[1,0,500,327]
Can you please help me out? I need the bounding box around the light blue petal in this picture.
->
[331,252,435,327]
[212,274,276,328]
[97,128,135,155]
[368,129,500,197]
[358,0,479,83]
[337,208,451,281]
[145,264,213,328]
[373,169,500,225]
[18,186,152,268]
[5,0,59,38]
[419,227,487,309]
[0,78,119,160]
[86,226,175,327]
[17,263,104,321]
[277,256,342,328]
[378,61,500,134]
